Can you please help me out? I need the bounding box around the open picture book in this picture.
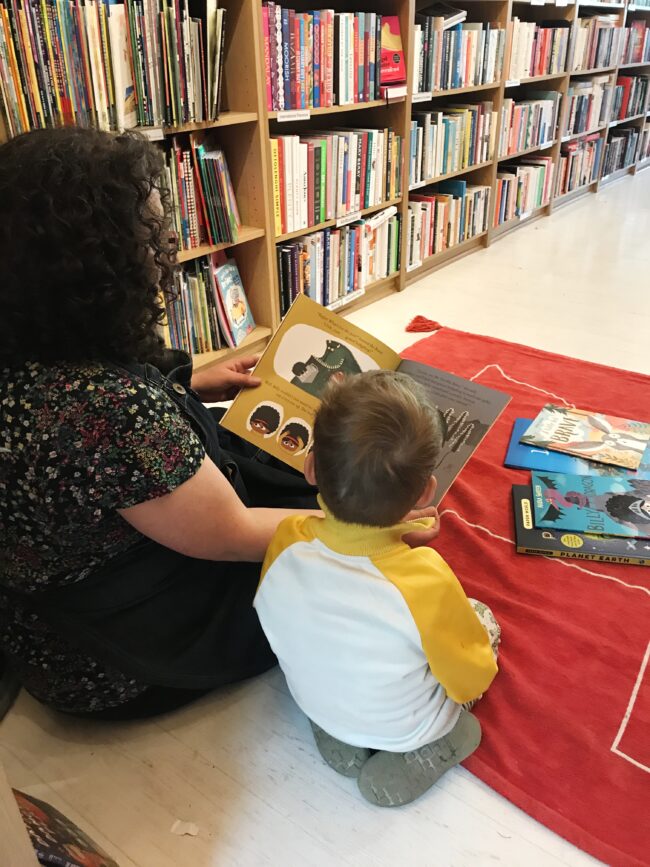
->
[221,295,510,505]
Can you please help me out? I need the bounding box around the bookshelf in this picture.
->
[1,0,649,369]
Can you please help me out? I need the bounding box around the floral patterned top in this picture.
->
[0,362,205,713]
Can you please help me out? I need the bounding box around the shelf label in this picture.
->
[327,288,365,311]
[505,79,521,88]
[561,135,571,142]
[336,210,361,227]
[276,109,311,122]
[555,0,570,6]
[540,141,553,150]
[410,179,428,190]
[406,261,421,272]
[412,91,432,103]
[141,126,165,141]
[519,210,533,221]
[530,0,545,5]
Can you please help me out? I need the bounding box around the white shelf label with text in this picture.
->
[276,109,311,122]
[141,127,165,141]
[530,0,546,6]
[409,179,428,190]
[505,79,521,88]
[336,211,361,228]
[540,141,553,150]
[520,210,533,221]
[412,91,432,103]
[327,288,365,311]
[406,261,421,272]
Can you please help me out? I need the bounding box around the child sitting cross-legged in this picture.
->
[254,370,500,807]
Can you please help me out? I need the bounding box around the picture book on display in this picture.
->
[221,295,510,503]
[505,418,650,479]
[212,256,256,347]
[520,404,650,470]
[530,470,650,539]
[512,485,650,567]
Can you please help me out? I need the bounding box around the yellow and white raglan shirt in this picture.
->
[254,499,498,752]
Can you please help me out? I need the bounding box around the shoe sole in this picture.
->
[357,710,481,807]
[310,722,372,778]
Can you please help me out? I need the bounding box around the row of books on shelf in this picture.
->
[412,18,505,96]
[508,405,650,567]
[408,103,496,187]
[405,180,491,267]
[564,76,613,136]
[276,206,400,313]
[640,124,650,163]
[620,19,650,66]
[269,128,404,236]
[507,19,570,81]
[163,254,255,354]
[498,93,560,157]
[570,15,623,73]
[260,5,392,111]
[164,138,241,252]
[493,156,554,226]
[611,74,649,120]
[556,133,603,196]
[0,0,227,138]
[602,126,640,175]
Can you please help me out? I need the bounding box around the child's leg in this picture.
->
[357,709,481,808]
[309,720,372,778]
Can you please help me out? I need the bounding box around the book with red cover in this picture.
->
[380,15,406,85]
[617,75,633,120]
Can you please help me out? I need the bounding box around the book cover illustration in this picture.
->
[521,404,650,470]
[531,471,650,539]
[505,418,650,479]
[380,16,406,84]
[211,258,255,347]
[221,294,510,503]
[13,789,119,866]
[512,485,650,567]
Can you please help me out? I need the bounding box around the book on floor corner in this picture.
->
[530,470,650,539]
[220,294,511,502]
[520,404,650,471]
[512,485,650,567]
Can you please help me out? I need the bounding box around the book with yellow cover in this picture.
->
[221,294,510,503]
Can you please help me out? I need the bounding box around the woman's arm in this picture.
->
[119,457,318,562]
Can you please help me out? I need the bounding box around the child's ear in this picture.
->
[415,475,437,508]
[303,451,317,486]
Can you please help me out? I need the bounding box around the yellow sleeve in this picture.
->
[376,547,498,704]
[259,513,318,589]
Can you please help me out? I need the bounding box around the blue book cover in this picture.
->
[439,180,467,240]
[213,258,255,347]
[281,9,291,110]
[452,24,463,89]
[506,418,650,479]
[531,471,650,539]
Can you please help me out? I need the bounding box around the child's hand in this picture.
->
[401,506,440,548]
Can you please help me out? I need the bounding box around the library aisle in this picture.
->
[3,172,648,867]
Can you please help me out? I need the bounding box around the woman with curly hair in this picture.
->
[0,127,320,719]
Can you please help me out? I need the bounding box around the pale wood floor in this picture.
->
[2,170,649,866]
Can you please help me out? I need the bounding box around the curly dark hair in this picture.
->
[0,127,176,365]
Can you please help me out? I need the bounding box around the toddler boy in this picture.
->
[254,370,499,806]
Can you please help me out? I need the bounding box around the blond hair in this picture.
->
[313,370,443,526]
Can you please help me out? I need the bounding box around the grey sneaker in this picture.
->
[310,720,372,778]
[357,709,481,807]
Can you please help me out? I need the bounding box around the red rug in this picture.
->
[402,327,650,867]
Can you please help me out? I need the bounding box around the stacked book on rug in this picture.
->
[165,138,241,252]
[270,128,403,235]
[163,254,255,353]
[507,405,650,567]
[412,8,505,96]
[276,206,400,313]
[507,19,570,80]
[408,103,496,188]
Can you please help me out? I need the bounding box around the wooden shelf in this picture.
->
[554,179,598,206]
[406,232,488,279]
[413,81,501,101]
[192,326,273,372]
[619,61,650,70]
[600,164,635,185]
[139,112,259,140]
[505,72,566,87]
[328,274,399,315]
[409,159,493,190]
[275,198,402,243]
[561,124,607,142]
[577,1,624,7]
[609,113,646,128]
[176,226,266,264]
[491,203,548,239]
[497,141,555,161]
[570,65,617,76]
[268,99,388,120]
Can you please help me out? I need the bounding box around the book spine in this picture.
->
[281,7,290,111]
[313,10,320,108]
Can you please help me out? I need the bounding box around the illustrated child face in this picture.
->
[278,422,309,454]
[248,405,280,436]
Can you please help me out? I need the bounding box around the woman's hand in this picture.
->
[401,506,441,549]
[191,355,262,403]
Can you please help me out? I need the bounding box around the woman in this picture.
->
[0,127,322,719]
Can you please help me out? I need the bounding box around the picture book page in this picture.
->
[220,294,401,470]
[397,359,511,504]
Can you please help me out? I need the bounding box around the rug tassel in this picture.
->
[406,316,442,333]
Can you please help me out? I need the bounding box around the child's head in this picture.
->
[308,370,443,526]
